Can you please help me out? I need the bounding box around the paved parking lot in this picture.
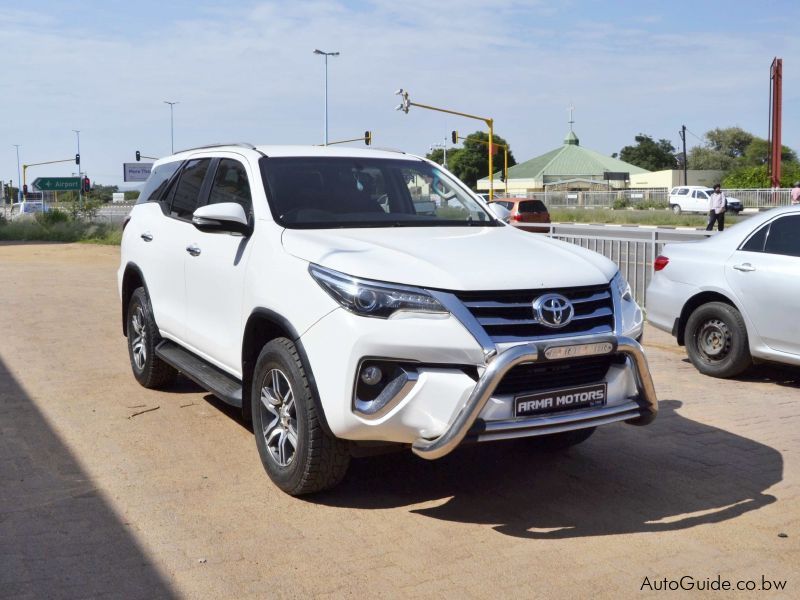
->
[1,243,798,599]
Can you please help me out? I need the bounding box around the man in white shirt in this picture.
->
[706,184,726,232]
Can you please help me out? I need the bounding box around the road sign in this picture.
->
[32,177,82,191]
[124,163,153,182]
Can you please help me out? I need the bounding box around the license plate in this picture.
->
[514,383,607,417]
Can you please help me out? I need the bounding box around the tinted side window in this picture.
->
[740,224,768,253]
[207,159,252,213]
[764,215,800,257]
[519,200,547,213]
[135,161,182,204]
[675,188,689,196]
[170,159,211,220]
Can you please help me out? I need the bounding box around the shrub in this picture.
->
[35,209,71,226]
[612,198,630,210]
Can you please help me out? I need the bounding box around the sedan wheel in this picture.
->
[685,301,751,378]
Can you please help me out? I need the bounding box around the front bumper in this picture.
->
[411,334,657,459]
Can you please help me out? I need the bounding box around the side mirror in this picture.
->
[192,202,252,235]
[487,202,511,223]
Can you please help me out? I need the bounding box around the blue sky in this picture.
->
[2,0,798,188]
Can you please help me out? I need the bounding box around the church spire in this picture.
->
[564,104,579,145]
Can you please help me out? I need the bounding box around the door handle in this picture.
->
[140,232,153,242]
[733,263,755,272]
[186,245,201,257]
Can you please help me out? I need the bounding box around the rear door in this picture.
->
[155,157,214,341]
[725,214,800,355]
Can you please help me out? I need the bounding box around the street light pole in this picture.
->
[313,49,339,145]
[164,101,179,153]
[13,145,21,203]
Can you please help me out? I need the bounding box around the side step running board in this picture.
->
[155,341,243,408]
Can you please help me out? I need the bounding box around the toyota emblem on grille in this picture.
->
[533,294,575,328]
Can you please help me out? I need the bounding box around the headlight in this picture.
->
[309,264,447,319]
[614,271,633,302]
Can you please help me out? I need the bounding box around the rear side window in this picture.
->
[135,161,182,204]
[170,159,211,220]
[207,159,252,214]
[740,224,768,253]
[764,215,800,257]
[673,188,689,196]
[519,200,547,213]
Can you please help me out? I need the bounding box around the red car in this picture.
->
[489,198,551,232]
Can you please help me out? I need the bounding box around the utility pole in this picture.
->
[164,101,179,153]
[768,57,782,189]
[680,125,687,186]
[314,50,340,145]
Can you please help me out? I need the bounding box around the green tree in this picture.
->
[740,138,798,167]
[687,146,734,170]
[723,162,800,188]
[705,127,754,158]
[439,131,516,189]
[618,134,678,171]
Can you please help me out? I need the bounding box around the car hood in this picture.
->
[281,226,617,291]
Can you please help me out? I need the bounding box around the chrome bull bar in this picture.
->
[411,335,657,460]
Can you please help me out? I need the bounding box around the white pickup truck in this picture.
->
[119,144,657,495]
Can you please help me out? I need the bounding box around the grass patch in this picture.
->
[0,220,123,245]
[548,208,742,228]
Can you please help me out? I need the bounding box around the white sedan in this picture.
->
[646,206,800,377]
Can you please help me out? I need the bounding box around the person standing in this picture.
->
[791,181,800,205]
[706,184,726,232]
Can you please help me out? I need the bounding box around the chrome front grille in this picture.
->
[454,285,614,343]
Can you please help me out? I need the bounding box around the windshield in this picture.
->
[259,156,497,228]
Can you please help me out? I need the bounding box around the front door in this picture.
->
[725,214,800,355]
[183,156,255,375]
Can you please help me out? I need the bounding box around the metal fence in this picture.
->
[546,225,711,306]
[497,188,793,209]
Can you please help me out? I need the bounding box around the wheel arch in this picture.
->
[121,263,149,337]
[241,308,333,435]
[676,290,739,346]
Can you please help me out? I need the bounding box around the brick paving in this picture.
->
[0,243,797,599]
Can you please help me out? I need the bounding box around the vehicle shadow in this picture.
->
[315,400,781,539]
[736,363,800,389]
[0,357,178,599]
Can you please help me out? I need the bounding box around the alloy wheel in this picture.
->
[260,369,298,467]
[130,305,147,370]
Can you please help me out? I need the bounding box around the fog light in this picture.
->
[360,365,383,386]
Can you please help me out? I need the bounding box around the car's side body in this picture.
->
[647,206,800,370]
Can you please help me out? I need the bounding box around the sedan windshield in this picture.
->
[259,156,497,228]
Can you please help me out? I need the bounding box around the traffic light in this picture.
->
[135,150,141,162]
[451,130,458,144]
[364,131,372,146]
[22,184,28,197]
[82,177,91,193]
[75,153,80,165]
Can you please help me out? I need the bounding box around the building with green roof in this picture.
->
[477,128,650,194]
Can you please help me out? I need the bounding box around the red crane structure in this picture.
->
[768,57,783,189]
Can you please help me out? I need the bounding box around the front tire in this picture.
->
[252,338,350,495]
[127,287,177,388]
[685,302,752,378]
[671,204,682,215]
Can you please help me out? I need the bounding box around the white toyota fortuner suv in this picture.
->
[119,143,657,495]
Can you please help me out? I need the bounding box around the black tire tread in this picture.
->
[685,301,752,378]
[128,288,177,389]
[256,338,349,495]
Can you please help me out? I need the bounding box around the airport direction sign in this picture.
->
[32,177,82,191]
